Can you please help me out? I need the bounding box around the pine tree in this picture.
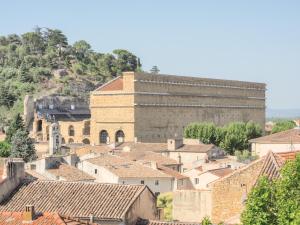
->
[19,63,32,82]
[5,113,25,143]
[150,65,160,74]
[10,129,36,162]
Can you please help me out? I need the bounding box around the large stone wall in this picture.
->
[90,72,266,143]
[173,189,212,222]
[210,159,264,223]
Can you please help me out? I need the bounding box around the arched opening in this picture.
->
[68,138,74,144]
[83,121,90,135]
[37,120,42,132]
[115,130,125,143]
[69,125,75,136]
[99,130,108,144]
[61,138,65,144]
[82,138,90,144]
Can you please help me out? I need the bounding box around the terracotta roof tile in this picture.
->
[47,164,95,182]
[118,151,180,166]
[97,77,123,91]
[0,181,148,220]
[157,165,188,180]
[136,218,201,225]
[249,128,300,144]
[72,145,112,157]
[208,167,234,178]
[87,155,172,178]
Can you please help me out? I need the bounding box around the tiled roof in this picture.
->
[0,211,65,225]
[208,167,234,178]
[249,128,300,144]
[170,144,215,153]
[0,211,98,225]
[87,155,172,178]
[116,142,167,152]
[259,151,300,180]
[136,218,201,225]
[157,165,187,180]
[47,164,95,182]
[72,145,112,157]
[25,170,48,181]
[96,77,123,91]
[0,181,149,220]
[118,151,180,166]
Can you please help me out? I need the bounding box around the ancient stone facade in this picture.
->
[25,95,91,145]
[90,72,266,144]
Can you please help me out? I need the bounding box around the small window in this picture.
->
[94,169,98,174]
[195,178,199,184]
[122,181,125,184]
[141,180,144,184]
[155,180,159,186]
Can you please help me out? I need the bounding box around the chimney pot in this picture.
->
[23,205,35,222]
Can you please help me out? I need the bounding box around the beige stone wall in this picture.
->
[90,72,266,143]
[252,142,300,157]
[210,159,264,224]
[173,189,212,222]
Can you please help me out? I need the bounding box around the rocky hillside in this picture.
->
[0,27,142,127]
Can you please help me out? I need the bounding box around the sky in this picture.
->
[0,0,299,110]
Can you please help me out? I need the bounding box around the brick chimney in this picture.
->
[23,205,35,222]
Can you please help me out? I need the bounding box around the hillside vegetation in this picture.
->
[0,27,142,127]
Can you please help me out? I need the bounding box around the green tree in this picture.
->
[19,63,33,82]
[5,113,25,143]
[241,176,277,225]
[73,40,92,61]
[275,155,300,225]
[271,120,296,134]
[0,141,11,157]
[113,49,138,74]
[10,129,36,162]
[150,65,160,74]
[157,193,173,221]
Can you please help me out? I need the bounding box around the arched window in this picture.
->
[69,125,75,136]
[68,138,74,144]
[83,121,90,135]
[115,130,125,143]
[82,138,90,144]
[99,130,108,144]
[61,138,65,144]
[37,120,42,132]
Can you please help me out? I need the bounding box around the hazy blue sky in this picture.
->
[0,0,299,109]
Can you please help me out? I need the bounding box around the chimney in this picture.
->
[89,213,94,223]
[157,207,164,220]
[167,139,183,151]
[23,205,35,222]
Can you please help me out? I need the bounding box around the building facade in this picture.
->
[90,72,266,144]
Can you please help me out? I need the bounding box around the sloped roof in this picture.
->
[0,212,66,225]
[116,142,167,152]
[249,128,300,144]
[259,151,300,180]
[96,77,123,91]
[72,145,113,157]
[118,151,180,166]
[86,155,171,178]
[47,164,95,182]
[0,181,150,220]
[172,144,215,153]
[136,218,201,225]
[208,167,234,178]
[157,165,188,180]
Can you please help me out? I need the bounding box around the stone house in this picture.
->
[0,180,158,225]
[250,127,300,157]
[90,72,266,144]
[79,154,175,195]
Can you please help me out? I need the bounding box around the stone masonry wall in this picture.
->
[210,159,264,224]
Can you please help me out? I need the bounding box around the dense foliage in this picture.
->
[0,27,142,127]
[157,193,173,221]
[0,141,11,157]
[184,121,262,154]
[241,154,300,225]
[271,120,296,134]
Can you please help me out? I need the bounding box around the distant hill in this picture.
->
[267,108,300,120]
[0,27,142,127]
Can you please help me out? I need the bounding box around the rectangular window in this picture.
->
[195,178,199,184]
[155,180,159,185]
[94,169,97,174]
[141,180,144,184]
